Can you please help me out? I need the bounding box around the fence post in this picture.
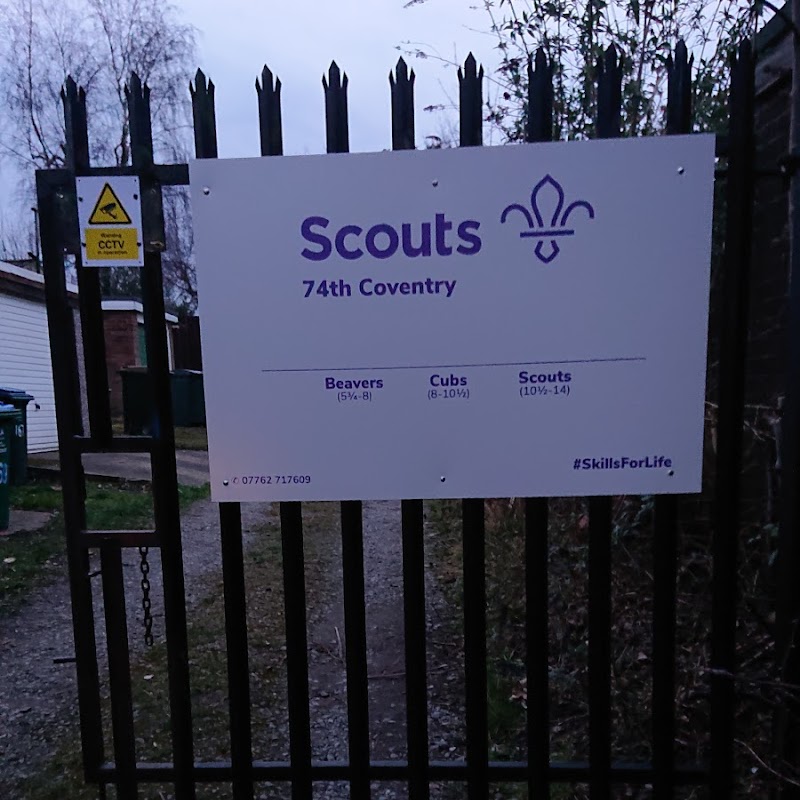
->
[390,56,431,800]
[651,39,693,800]
[129,71,197,800]
[524,45,553,800]
[256,62,314,800]
[710,40,755,800]
[589,43,623,800]
[36,164,106,782]
[458,52,489,800]
[324,61,370,799]
[776,0,800,786]
[191,67,255,800]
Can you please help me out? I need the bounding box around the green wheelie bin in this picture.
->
[0,387,34,485]
[0,404,18,531]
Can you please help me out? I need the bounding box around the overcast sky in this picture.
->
[0,0,500,249]
[184,0,499,157]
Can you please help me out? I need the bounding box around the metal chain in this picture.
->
[138,546,154,647]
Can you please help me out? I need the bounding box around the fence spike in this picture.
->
[395,56,410,83]
[459,53,483,147]
[596,44,623,138]
[391,56,415,150]
[324,60,344,91]
[191,67,218,158]
[125,72,153,168]
[324,60,349,153]
[527,47,554,143]
[62,75,77,104]
[257,63,283,156]
[191,68,208,98]
[666,39,693,134]
[62,75,89,171]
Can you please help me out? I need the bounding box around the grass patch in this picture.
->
[174,426,208,451]
[111,418,208,451]
[0,524,64,613]
[0,479,209,616]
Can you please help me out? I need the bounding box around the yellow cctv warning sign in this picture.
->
[76,175,143,267]
[88,183,133,225]
[85,228,139,260]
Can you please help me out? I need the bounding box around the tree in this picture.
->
[0,0,198,308]
[405,0,760,141]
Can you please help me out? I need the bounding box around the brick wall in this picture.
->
[103,310,140,415]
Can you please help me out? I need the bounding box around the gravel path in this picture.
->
[0,499,465,799]
[272,500,464,800]
[0,498,270,796]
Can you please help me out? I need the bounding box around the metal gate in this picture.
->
[36,37,764,799]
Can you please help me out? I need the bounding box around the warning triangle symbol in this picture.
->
[88,183,133,225]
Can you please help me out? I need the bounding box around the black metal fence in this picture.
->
[36,38,758,799]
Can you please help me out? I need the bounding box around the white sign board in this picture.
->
[77,176,144,267]
[191,135,715,502]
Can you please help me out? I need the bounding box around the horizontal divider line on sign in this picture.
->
[261,356,647,373]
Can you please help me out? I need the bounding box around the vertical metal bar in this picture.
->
[36,171,105,779]
[257,65,313,800]
[587,496,612,800]
[280,502,312,800]
[219,503,254,799]
[776,3,800,792]
[324,62,369,798]
[63,78,112,443]
[525,49,553,800]
[191,69,254,800]
[100,549,138,800]
[652,495,678,798]
[462,498,488,800]
[587,46,622,800]
[525,498,549,797]
[711,41,754,800]
[341,500,370,800]
[458,55,487,800]
[128,72,196,800]
[401,499,429,800]
[651,41,692,800]
[390,57,430,800]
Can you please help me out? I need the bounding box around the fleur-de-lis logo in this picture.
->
[501,175,595,264]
